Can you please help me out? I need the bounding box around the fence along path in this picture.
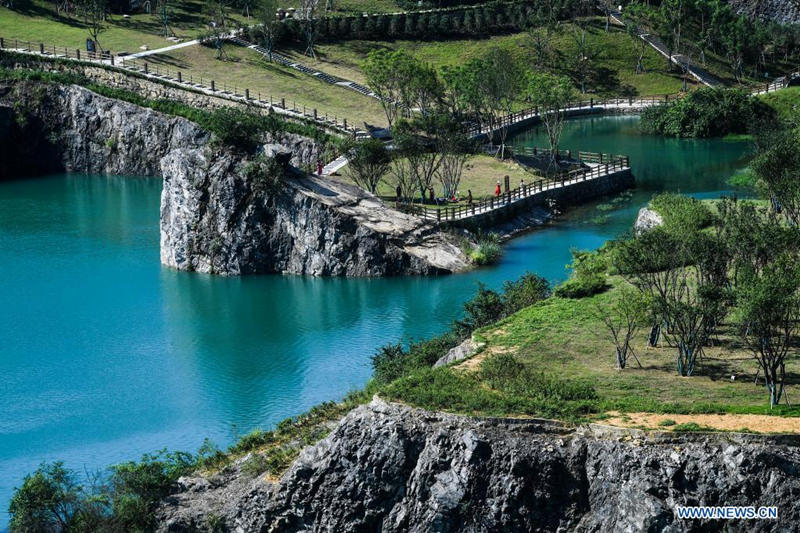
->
[0,37,368,139]
[402,148,631,224]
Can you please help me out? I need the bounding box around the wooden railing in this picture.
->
[469,95,674,137]
[0,37,365,138]
[399,151,631,223]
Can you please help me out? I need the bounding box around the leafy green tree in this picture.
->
[623,1,655,74]
[9,462,83,532]
[751,128,800,227]
[482,47,527,156]
[393,113,450,203]
[363,50,442,127]
[256,0,281,61]
[735,255,800,407]
[527,73,574,164]
[344,138,391,194]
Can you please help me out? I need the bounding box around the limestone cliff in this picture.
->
[159,150,469,276]
[156,398,800,532]
[729,0,800,25]
[0,80,469,276]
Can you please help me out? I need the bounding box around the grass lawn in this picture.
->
[299,18,693,99]
[759,86,800,121]
[335,154,542,206]
[147,42,387,126]
[0,0,246,52]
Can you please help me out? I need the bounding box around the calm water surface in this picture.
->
[0,116,751,523]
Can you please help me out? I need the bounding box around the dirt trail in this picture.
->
[605,411,800,434]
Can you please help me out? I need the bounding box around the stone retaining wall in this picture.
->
[451,168,634,230]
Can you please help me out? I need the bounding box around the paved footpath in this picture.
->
[118,39,200,62]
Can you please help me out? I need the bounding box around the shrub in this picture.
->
[650,193,714,232]
[371,332,461,384]
[465,232,502,266]
[554,249,610,298]
[454,283,506,335]
[9,462,83,532]
[554,275,609,298]
[640,88,774,138]
[109,450,195,530]
[244,154,288,192]
[502,272,551,314]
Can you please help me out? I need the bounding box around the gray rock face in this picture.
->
[634,207,664,234]
[2,80,468,277]
[156,398,800,532]
[159,155,470,276]
[433,338,479,367]
[729,0,800,25]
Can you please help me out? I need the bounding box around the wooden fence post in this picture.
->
[178,71,182,82]
[245,88,250,99]
[39,43,44,54]
[144,63,148,74]
[76,49,80,60]
[211,80,215,91]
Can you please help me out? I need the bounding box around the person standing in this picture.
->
[495,181,501,197]
[467,189,473,205]
[317,159,323,175]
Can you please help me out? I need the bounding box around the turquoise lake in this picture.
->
[0,116,751,523]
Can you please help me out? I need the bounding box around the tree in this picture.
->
[363,50,442,127]
[389,155,417,206]
[658,0,685,69]
[751,128,800,227]
[613,227,720,376]
[526,0,559,68]
[256,0,280,61]
[623,1,654,74]
[206,0,231,60]
[344,138,391,194]
[436,119,473,199]
[76,0,107,53]
[299,0,321,58]
[154,0,172,38]
[735,255,800,407]
[597,285,648,369]
[9,462,83,532]
[527,73,574,166]
[393,113,449,204]
[571,17,598,94]
[481,47,526,157]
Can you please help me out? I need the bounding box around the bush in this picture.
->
[650,193,714,232]
[502,272,551,314]
[244,153,288,192]
[454,283,506,335]
[9,462,83,532]
[371,332,461,384]
[640,88,774,138]
[554,249,610,298]
[469,233,502,266]
[554,274,609,298]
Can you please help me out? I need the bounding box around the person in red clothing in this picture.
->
[494,181,501,197]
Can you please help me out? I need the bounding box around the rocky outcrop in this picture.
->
[1,80,469,276]
[159,153,470,276]
[433,338,480,367]
[729,0,800,25]
[156,398,800,532]
[634,206,664,234]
